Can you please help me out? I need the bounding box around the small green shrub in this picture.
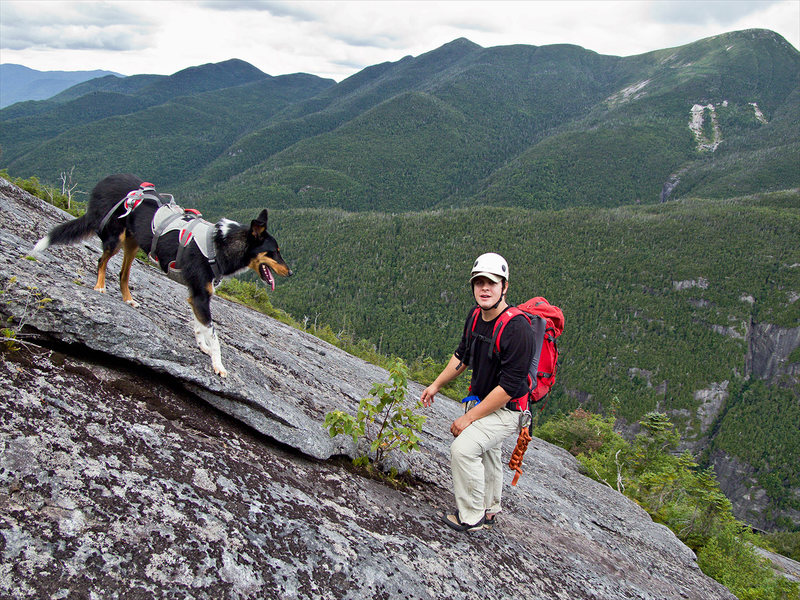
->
[0,169,85,217]
[325,358,427,469]
[216,278,297,326]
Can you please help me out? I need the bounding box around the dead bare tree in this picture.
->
[60,167,79,210]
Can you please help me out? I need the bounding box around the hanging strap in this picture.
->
[509,426,532,486]
[205,223,222,286]
[173,216,205,271]
[148,210,185,263]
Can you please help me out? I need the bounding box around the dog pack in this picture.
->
[104,182,222,285]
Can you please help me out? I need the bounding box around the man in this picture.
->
[421,252,534,532]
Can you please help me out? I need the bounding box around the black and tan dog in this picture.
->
[33,173,292,377]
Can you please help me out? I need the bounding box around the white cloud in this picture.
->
[649,0,782,25]
[0,1,154,51]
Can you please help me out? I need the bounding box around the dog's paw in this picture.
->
[125,299,140,308]
[94,285,106,293]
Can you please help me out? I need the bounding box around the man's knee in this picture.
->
[450,431,483,463]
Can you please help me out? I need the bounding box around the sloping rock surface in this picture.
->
[0,177,735,599]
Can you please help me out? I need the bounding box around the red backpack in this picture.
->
[466,297,564,412]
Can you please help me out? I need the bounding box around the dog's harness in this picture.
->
[101,182,222,286]
[149,204,222,286]
[97,182,172,233]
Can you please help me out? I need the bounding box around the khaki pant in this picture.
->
[449,408,520,525]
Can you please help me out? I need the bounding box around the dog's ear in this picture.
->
[250,209,269,239]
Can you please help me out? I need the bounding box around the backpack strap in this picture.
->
[469,306,481,332]
[173,215,204,270]
[456,307,482,370]
[488,307,529,359]
[525,312,547,376]
[148,206,185,263]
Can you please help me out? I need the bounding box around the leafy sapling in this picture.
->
[325,357,427,470]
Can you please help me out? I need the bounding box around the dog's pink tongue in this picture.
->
[265,267,275,291]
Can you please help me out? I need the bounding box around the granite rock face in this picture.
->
[0,178,736,599]
[747,321,800,383]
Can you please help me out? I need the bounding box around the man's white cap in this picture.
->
[470,252,509,283]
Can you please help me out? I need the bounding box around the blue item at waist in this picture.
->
[461,395,521,411]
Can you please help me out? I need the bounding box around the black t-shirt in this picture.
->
[454,305,535,401]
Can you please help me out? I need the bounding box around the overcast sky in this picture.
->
[1,1,798,81]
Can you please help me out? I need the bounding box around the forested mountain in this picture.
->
[0,29,798,530]
[1,30,797,212]
[0,61,335,185]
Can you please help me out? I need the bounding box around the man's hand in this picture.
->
[451,413,474,437]
[421,354,466,408]
[420,384,439,408]
[450,385,511,437]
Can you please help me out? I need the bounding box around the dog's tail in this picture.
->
[32,214,95,255]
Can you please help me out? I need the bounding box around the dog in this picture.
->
[32,173,293,377]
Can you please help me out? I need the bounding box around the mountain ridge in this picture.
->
[3,29,796,212]
[0,63,122,108]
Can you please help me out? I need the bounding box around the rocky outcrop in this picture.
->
[754,548,800,584]
[709,450,770,527]
[711,449,800,533]
[746,321,800,384]
[660,173,681,202]
[0,178,736,599]
[678,382,729,455]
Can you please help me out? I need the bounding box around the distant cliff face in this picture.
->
[0,178,737,599]
[747,322,800,383]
